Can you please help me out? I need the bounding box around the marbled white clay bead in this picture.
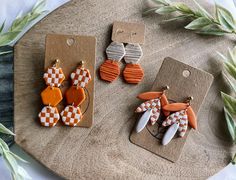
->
[124,43,143,64]
[106,42,125,61]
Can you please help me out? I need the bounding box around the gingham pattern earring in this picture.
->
[161,96,197,145]
[38,59,65,127]
[135,86,170,133]
[61,61,92,126]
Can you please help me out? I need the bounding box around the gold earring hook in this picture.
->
[53,59,60,68]
[78,61,84,67]
[186,96,193,105]
[162,85,169,93]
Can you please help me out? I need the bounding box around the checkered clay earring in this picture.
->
[135,86,170,133]
[61,61,92,126]
[161,96,197,145]
[38,59,65,127]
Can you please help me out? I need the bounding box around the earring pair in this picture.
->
[99,41,144,84]
[135,86,197,145]
[38,60,91,127]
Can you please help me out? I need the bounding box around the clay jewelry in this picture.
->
[99,41,125,82]
[123,42,144,84]
[38,59,65,127]
[61,61,92,126]
[161,97,197,145]
[135,86,170,133]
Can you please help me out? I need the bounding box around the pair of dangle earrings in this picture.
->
[99,41,144,84]
[135,86,197,145]
[38,60,91,127]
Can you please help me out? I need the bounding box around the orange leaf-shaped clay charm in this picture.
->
[186,106,197,129]
[163,103,188,112]
[160,94,170,116]
[137,92,163,100]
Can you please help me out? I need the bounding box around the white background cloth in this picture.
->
[0,0,236,179]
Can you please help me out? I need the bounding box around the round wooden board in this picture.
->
[14,0,236,179]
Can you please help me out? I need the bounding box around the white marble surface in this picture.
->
[0,0,236,179]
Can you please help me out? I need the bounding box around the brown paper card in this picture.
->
[44,34,96,128]
[112,21,145,44]
[130,57,214,162]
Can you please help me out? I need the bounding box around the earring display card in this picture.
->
[44,34,96,128]
[112,21,145,44]
[130,57,214,162]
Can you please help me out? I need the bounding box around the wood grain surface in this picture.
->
[14,0,236,179]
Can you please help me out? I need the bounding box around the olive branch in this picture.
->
[0,1,47,179]
[0,0,46,47]
[0,123,31,180]
[144,0,236,36]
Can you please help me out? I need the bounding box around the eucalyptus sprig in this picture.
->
[0,123,31,180]
[218,46,236,143]
[144,0,236,36]
[0,0,46,47]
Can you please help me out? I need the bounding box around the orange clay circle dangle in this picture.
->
[99,42,125,82]
[123,43,144,84]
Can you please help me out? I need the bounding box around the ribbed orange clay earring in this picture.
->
[161,96,197,145]
[123,43,144,84]
[38,59,65,127]
[61,61,92,126]
[99,41,125,82]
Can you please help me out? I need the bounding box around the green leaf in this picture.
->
[223,73,236,93]
[224,107,236,143]
[224,61,236,80]
[216,5,236,31]
[0,123,15,136]
[0,21,5,34]
[8,151,28,163]
[193,0,213,19]
[174,2,193,14]
[0,31,20,46]
[17,166,32,180]
[32,0,46,14]
[232,153,236,164]
[11,14,30,32]
[152,0,171,6]
[221,92,236,115]
[228,47,236,67]
[185,17,211,30]
[155,6,176,15]
[164,14,192,22]
[197,24,226,36]
[0,138,10,151]
[143,8,159,16]
[2,150,18,176]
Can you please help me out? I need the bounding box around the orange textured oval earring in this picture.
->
[123,43,144,84]
[38,59,65,127]
[61,61,92,126]
[99,42,125,82]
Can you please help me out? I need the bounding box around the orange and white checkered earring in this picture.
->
[38,59,65,127]
[61,61,92,126]
[161,96,197,145]
[135,86,170,133]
